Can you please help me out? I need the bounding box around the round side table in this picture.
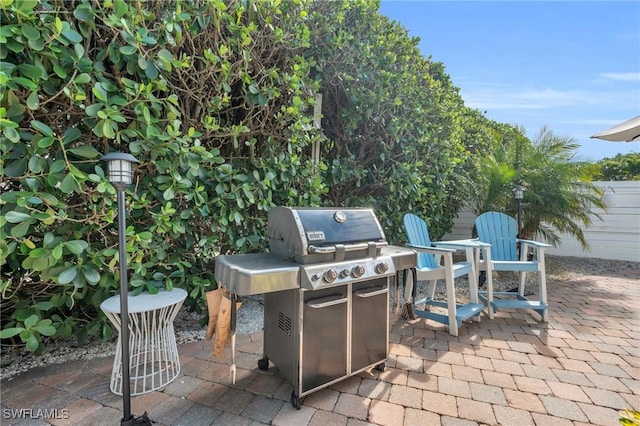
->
[100,288,188,396]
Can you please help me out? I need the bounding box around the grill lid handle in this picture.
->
[308,241,387,254]
[367,241,378,258]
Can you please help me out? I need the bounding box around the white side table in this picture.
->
[100,288,187,396]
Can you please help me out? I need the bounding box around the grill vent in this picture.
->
[278,311,292,336]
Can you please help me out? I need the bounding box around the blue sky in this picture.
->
[378,1,640,161]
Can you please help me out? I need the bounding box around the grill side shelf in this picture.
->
[214,254,300,296]
[380,245,418,270]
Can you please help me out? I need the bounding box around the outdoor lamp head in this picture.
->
[513,185,525,200]
[100,152,139,189]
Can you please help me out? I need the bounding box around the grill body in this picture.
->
[214,207,416,408]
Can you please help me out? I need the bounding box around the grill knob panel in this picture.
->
[351,265,365,278]
[323,269,338,283]
[375,262,389,274]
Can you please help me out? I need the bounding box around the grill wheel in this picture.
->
[257,356,269,371]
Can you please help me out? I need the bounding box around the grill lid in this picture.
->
[268,207,387,263]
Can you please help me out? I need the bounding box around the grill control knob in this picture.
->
[323,269,338,283]
[375,262,389,274]
[339,269,350,279]
[351,265,365,278]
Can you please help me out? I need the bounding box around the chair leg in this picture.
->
[486,270,495,320]
[448,322,459,337]
[425,280,437,311]
[518,272,527,296]
[539,266,548,323]
[443,255,458,336]
[445,280,458,336]
[467,249,481,323]
[542,253,548,321]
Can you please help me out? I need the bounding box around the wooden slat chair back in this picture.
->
[475,212,518,261]
[402,213,484,336]
[403,213,440,269]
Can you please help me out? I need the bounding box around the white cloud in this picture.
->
[455,74,638,113]
[560,118,639,127]
[461,86,606,111]
[599,72,640,82]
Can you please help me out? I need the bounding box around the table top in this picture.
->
[100,288,187,314]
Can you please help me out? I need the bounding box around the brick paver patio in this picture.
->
[1,266,638,425]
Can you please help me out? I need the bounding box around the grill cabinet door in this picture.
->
[351,278,388,372]
[301,287,348,393]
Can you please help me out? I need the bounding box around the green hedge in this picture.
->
[1,0,473,352]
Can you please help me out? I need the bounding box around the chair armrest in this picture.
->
[517,239,552,248]
[406,243,456,254]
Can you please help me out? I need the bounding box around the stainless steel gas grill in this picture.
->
[214,207,416,409]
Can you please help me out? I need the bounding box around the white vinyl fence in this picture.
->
[442,181,640,262]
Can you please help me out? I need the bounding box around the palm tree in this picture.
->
[519,127,606,249]
[467,126,606,250]
[467,154,516,216]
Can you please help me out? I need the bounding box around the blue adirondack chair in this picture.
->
[402,213,484,336]
[474,211,551,321]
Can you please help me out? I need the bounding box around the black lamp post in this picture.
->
[514,185,525,238]
[101,152,147,426]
